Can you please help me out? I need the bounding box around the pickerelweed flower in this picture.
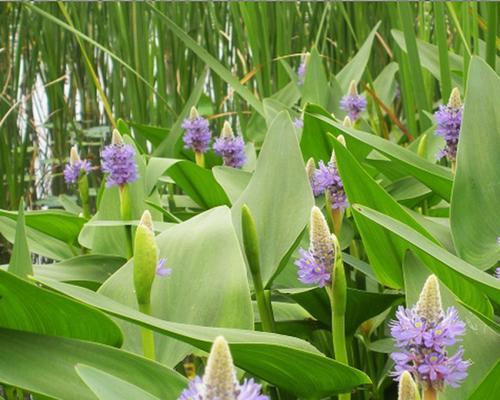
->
[311,155,348,211]
[297,53,308,85]
[390,275,470,392]
[101,130,138,188]
[434,88,462,161]
[294,207,334,287]
[293,117,304,130]
[64,146,91,184]
[156,258,172,277]
[496,267,500,279]
[177,336,268,400]
[340,80,367,121]
[182,106,212,154]
[213,121,246,168]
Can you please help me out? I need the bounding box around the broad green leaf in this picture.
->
[469,361,500,400]
[58,194,83,215]
[332,137,438,288]
[263,98,291,127]
[0,216,73,260]
[76,365,161,400]
[0,208,85,245]
[150,5,264,117]
[403,252,500,400]
[336,22,381,92]
[39,278,371,398]
[369,62,399,109]
[353,205,500,314]
[0,270,122,346]
[0,328,185,400]
[232,112,315,285]
[310,112,454,201]
[32,255,125,289]
[99,207,253,366]
[451,57,500,269]
[301,47,329,107]
[145,157,230,208]
[7,200,32,278]
[212,166,252,204]
[128,121,169,148]
[280,287,402,335]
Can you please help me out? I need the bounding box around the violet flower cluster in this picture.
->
[213,122,246,169]
[390,276,470,392]
[182,107,212,154]
[179,376,267,400]
[295,207,334,287]
[178,336,268,400]
[63,155,91,184]
[293,117,304,130]
[434,88,463,161]
[340,80,367,121]
[311,160,348,211]
[297,59,306,86]
[101,130,138,188]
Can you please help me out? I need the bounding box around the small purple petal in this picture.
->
[64,160,91,184]
[434,104,462,161]
[311,161,348,211]
[156,258,172,277]
[340,94,367,121]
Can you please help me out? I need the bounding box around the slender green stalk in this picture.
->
[486,2,497,70]
[434,3,451,101]
[329,237,349,400]
[138,303,156,360]
[241,205,275,333]
[78,174,91,219]
[119,185,133,258]
[194,151,205,168]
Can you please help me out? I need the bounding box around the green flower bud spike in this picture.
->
[398,371,420,400]
[329,230,350,400]
[203,336,237,400]
[241,204,275,332]
[342,116,353,128]
[416,274,443,324]
[305,157,316,184]
[133,210,158,359]
[448,87,461,109]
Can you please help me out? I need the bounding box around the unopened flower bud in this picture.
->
[221,121,234,139]
[342,116,352,128]
[416,275,443,324]
[398,371,418,400]
[305,158,315,182]
[203,336,237,400]
[70,146,81,165]
[310,206,334,265]
[133,210,159,305]
[112,129,124,145]
[189,106,200,119]
[448,87,461,109]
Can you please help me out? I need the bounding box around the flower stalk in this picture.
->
[328,233,350,400]
[241,204,275,332]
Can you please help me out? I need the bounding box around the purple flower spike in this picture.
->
[435,88,462,161]
[156,258,172,277]
[295,207,335,287]
[297,53,308,86]
[340,80,367,121]
[213,121,246,169]
[390,275,470,392]
[312,160,348,211]
[182,106,212,154]
[64,147,91,184]
[101,130,138,188]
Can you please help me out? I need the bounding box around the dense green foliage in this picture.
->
[0,2,499,400]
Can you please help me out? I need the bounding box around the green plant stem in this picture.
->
[241,205,275,332]
[486,2,497,70]
[78,174,91,219]
[195,151,205,168]
[119,184,133,258]
[138,302,156,360]
[328,251,349,400]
